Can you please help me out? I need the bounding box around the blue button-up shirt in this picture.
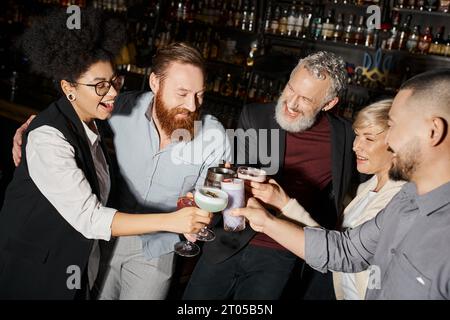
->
[109,91,231,258]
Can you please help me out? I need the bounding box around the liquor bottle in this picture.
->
[312,17,323,40]
[444,35,450,57]
[270,6,281,34]
[343,14,355,44]
[386,12,401,50]
[427,0,438,11]
[233,2,242,28]
[294,11,304,38]
[438,0,450,12]
[221,73,234,97]
[353,16,366,46]
[264,2,272,32]
[429,26,445,55]
[321,9,335,41]
[396,0,405,8]
[241,1,249,31]
[248,3,256,32]
[248,74,259,101]
[397,14,412,50]
[417,26,432,54]
[279,7,289,36]
[406,25,420,53]
[209,32,220,60]
[287,3,297,37]
[302,11,313,39]
[332,13,344,42]
[417,0,426,10]
[407,0,416,9]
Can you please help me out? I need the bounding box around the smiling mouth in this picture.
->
[99,101,114,112]
[356,154,368,162]
[284,104,301,118]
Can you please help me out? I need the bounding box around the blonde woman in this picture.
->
[244,99,405,300]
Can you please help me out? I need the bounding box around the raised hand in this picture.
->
[171,206,212,234]
[246,178,290,211]
[231,197,273,233]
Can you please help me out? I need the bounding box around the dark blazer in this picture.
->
[202,102,358,264]
[0,96,116,299]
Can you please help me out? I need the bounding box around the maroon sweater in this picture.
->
[250,113,333,250]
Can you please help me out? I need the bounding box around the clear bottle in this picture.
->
[406,25,420,53]
[397,14,412,50]
[287,2,297,37]
[279,7,289,36]
[343,14,355,44]
[353,16,365,46]
[264,1,272,32]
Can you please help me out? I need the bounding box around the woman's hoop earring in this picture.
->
[67,93,76,101]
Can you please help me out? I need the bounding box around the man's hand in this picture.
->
[231,197,273,233]
[12,115,36,167]
[246,179,290,211]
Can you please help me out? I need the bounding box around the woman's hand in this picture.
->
[169,207,212,234]
[12,115,36,167]
[231,197,273,233]
[246,179,290,211]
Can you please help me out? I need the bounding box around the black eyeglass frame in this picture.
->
[71,75,124,96]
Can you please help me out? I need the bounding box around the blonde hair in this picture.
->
[353,99,394,131]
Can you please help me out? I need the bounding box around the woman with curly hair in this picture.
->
[0,8,211,300]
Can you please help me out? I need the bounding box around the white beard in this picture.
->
[274,99,319,133]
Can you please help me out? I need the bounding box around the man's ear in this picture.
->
[149,72,160,94]
[322,97,339,112]
[429,117,448,147]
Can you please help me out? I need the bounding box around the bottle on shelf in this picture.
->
[417,0,426,10]
[406,25,420,53]
[279,7,289,36]
[353,16,366,46]
[220,73,234,97]
[264,2,272,32]
[438,0,450,12]
[427,0,438,11]
[386,12,401,50]
[270,5,281,34]
[287,2,297,37]
[397,14,412,51]
[417,26,433,54]
[332,13,344,42]
[321,9,335,41]
[428,26,445,56]
[294,9,305,38]
[444,35,450,57]
[343,14,355,44]
[396,0,405,8]
[407,0,416,10]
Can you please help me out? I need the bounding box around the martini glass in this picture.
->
[194,187,229,241]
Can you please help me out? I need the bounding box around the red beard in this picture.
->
[154,90,200,139]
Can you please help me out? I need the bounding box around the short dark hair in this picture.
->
[151,42,206,82]
[20,8,126,83]
[400,69,450,112]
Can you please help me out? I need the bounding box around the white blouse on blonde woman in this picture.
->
[281,175,405,300]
